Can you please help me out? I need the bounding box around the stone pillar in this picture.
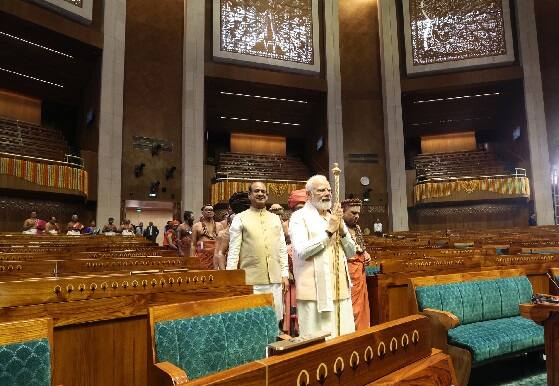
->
[516,0,555,225]
[97,0,126,225]
[324,0,345,197]
[182,0,205,213]
[378,0,408,231]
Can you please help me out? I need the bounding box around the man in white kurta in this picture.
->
[227,181,289,320]
[289,175,357,339]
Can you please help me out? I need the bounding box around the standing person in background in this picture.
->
[373,218,383,237]
[135,222,144,236]
[177,211,194,257]
[143,221,159,243]
[191,205,222,268]
[214,192,251,270]
[165,220,179,251]
[280,188,307,336]
[342,198,371,330]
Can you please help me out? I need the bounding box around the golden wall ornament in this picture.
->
[213,0,320,72]
[402,0,514,74]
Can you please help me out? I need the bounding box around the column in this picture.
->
[97,0,126,224]
[516,0,555,225]
[378,0,409,231]
[324,0,345,197]
[182,0,205,213]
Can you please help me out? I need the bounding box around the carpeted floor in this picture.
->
[468,352,547,386]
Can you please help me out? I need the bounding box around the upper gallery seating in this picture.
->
[0,116,70,161]
[216,152,311,181]
[414,150,511,181]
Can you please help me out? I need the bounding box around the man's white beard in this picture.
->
[312,197,332,211]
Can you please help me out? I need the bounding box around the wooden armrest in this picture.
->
[422,308,460,330]
[155,362,189,385]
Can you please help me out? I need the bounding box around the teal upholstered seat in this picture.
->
[448,316,543,363]
[0,339,51,386]
[415,276,543,365]
[154,305,277,380]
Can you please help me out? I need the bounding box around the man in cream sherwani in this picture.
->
[289,175,357,338]
[227,181,289,320]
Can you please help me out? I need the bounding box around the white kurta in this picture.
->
[289,202,357,338]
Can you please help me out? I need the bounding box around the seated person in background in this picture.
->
[165,220,180,250]
[102,217,118,234]
[143,221,159,243]
[45,217,59,234]
[120,219,135,236]
[35,219,46,235]
[84,220,100,235]
[67,215,84,235]
[23,211,38,234]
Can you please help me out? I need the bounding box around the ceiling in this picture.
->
[402,80,524,138]
[205,77,325,139]
[0,11,101,105]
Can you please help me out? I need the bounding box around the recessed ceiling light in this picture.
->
[0,31,74,59]
[0,66,64,88]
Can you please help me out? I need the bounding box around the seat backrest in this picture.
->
[415,276,533,325]
[149,294,277,380]
[0,318,53,386]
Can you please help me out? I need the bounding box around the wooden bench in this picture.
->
[0,270,252,386]
[149,295,456,385]
[0,317,61,386]
[409,269,544,386]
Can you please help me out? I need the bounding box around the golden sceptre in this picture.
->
[332,162,341,337]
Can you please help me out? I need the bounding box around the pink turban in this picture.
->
[288,189,307,209]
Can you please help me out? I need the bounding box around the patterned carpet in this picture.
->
[469,352,547,386]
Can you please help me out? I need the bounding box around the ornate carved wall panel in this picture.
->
[402,0,515,74]
[29,0,93,23]
[213,0,320,72]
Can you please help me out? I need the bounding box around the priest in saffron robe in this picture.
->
[342,198,371,330]
[191,205,223,269]
[280,188,307,335]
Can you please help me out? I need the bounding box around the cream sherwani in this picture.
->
[289,202,357,338]
[227,207,289,320]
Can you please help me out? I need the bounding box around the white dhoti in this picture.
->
[253,283,284,321]
[297,298,355,339]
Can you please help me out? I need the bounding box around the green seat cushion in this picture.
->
[0,339,51,386]
[155,306,277,380]
[415,276,533,324]
[448,316,543,364]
